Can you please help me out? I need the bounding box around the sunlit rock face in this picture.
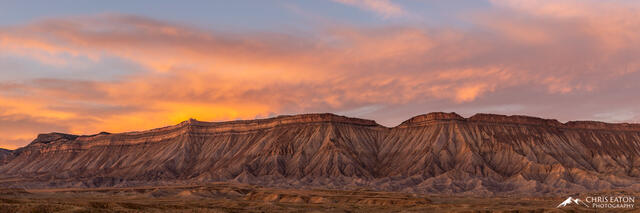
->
[1,112,639,195]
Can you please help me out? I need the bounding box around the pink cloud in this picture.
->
[1,0,640,148]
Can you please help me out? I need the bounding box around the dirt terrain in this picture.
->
[4,183,632,212]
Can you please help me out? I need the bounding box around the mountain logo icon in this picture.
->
[557,197,589,208]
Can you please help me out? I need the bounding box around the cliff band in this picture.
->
[1,112,639,195]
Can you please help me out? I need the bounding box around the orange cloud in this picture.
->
[455,84,489,103]
[1,4,640,149]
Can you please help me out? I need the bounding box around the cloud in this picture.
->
[332,0,406,18]
[0,113,74,149]
[455,84,492,103]
[487,0,640,49]
[1,0,640,149]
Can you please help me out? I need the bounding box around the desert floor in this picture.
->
[1,183,637,212]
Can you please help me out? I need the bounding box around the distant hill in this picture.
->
[1,112,639,196]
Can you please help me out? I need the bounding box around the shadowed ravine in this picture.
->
[1,112,639,196]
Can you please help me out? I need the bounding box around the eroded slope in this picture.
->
[1,112,639,195]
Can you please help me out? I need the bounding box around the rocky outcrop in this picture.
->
[398,112,464,127]
[0,148,11,164]
[467,113,564,127]
[1,112,639,196]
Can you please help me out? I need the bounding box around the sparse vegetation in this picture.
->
[1,183,627,212]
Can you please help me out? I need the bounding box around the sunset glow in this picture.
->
[2,0,640,149]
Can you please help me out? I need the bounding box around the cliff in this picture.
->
[0,148,11,164]
[1,112,639,196]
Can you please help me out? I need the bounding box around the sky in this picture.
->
[1,0,640,149]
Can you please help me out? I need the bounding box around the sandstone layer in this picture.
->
[1,112,639,196]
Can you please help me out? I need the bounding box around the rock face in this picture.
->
[1,112,639,196]
[0,148,11,164]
